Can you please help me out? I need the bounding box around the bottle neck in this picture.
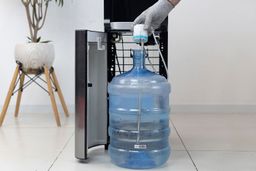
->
[133,50,145,69]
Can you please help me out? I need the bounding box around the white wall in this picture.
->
[1,0,256,111]
[169,0,256,106]
[0,0,103,108]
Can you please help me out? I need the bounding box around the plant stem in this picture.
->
[24,5,34,41]
[21,0,63,42]
[38,3,49,30]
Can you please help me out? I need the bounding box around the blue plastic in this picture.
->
[133,35,148,43]
[108,50,171,169]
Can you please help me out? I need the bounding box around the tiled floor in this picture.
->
[0,111,256,171]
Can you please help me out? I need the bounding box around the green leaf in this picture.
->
[44,0,63,7]
[40,40,52,43]
[37,37,41,43]
[27,37,32,43]
[54,0,64,7]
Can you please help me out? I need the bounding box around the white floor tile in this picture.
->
[0,117,74,171]
[171,113,256,151]
[170,124,186,150]
[2,112,74,128]
[0,150,57,171]
[0,127,74,152]
[190,151,256,171]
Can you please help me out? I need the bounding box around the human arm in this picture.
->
[133,0,181,31]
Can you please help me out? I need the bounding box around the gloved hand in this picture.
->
[133,0,174,32]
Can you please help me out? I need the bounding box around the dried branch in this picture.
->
[38,3,49,30]
[22,0,34,41]
[21,0,64,43]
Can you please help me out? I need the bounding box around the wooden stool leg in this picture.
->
[0,65,20,126]
[51,69,69,117]
[15,73,25,117]
[44,66,61,127]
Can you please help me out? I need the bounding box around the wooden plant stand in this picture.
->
[0,62,69,127]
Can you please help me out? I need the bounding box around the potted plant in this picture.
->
[15,0,64,69]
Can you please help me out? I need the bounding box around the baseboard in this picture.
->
[171,105,256,114]
[0,105,75,114]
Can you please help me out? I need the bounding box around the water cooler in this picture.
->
[75,0,168,161]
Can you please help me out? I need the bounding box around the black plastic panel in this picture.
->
[104,0,157,22]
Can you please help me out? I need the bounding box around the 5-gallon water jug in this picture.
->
[108,50,171,169]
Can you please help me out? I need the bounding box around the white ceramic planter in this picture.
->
[15,43,55,69]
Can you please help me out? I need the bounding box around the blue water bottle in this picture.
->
[108,49,171,169]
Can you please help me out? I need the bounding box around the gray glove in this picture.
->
[133,0,174,32]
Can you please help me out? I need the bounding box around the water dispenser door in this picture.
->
[75,30,108,160]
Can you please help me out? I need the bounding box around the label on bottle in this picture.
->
[134,144,147,149]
